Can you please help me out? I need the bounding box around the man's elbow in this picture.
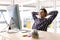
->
[55,11,58,14]
[49,10,58,15]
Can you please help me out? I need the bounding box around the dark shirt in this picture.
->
[32,11,58,31]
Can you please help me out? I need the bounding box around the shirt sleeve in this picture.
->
[32,12,38,20]
[47,10,58,24]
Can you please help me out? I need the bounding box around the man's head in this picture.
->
[38,8,47,18]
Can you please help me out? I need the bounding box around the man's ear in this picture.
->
[45,13,47,16]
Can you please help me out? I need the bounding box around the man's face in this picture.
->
[38,10,47,18]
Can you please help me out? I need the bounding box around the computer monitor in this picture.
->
[7,4,21,32]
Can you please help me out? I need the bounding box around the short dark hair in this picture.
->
[40,8,47,14]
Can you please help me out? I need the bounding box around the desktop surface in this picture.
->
[0,30,60,40]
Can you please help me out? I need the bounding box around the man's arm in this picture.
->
[47,10,58,24]
[32,12,38,20]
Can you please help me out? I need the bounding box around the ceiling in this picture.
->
[0,0,60,8]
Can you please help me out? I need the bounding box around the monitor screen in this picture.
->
[7,4,21,31]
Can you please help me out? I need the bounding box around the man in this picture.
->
[32,8,58,31]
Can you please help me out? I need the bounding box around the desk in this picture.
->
[0,30,60,40]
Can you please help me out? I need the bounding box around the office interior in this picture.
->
[0,0,60,40]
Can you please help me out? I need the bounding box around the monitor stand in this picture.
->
[8,27,19,33]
